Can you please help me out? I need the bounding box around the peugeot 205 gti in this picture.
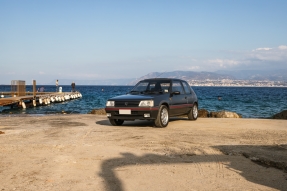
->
[105,78,198,127]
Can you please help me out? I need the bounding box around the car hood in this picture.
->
[109,94,161,101]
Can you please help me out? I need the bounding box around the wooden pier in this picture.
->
[0,80,82,109]
[0,92,82,108]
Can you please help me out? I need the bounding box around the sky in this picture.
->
[1,0,287,84]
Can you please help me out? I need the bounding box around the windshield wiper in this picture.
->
[142,90,152,94]
[143,90,164,94]
[130,90,140,94]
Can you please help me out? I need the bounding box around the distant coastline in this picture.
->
[2,69,287,86]
[189,80,287,87]
[1,81,287,87]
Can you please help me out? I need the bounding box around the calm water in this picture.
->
[0,85,287,118]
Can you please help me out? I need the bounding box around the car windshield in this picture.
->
[130,81,170,94]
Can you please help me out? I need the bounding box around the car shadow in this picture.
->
[96,117,190,128]
[96,119,155,128]
[98,145,287,191]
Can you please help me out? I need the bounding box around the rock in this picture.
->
[89,108,106,115]
[272,110,287,119]
[198,109,209,118]
[209,110,242,118]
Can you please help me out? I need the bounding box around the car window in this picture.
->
[132,81,170,94]
[132,82,149,92]
[148,82,170,93]
[182,81,191,94]
[172,81,185,94]
[148,82,157,91]
[160,83,170,93]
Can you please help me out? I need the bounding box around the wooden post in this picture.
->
[33,80,36,106]
[33,80,36,98]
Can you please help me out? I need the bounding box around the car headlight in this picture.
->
[139,100,154,107]
[106,101,115,107]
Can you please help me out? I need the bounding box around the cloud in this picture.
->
[248,45,287,62]
[188,66,200,70]
[254,47,272,51]
[278,45,287,50]
[207,59,240,68]
[186,45,287,71]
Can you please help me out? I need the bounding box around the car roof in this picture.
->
[141,78,186,82]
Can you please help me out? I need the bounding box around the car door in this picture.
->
[182,81,194,110]
[170,80,188,116]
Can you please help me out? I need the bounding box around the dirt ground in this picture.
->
[0,114,287,191]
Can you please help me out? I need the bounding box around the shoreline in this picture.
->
[0,111,283,120]
[0,112,276,119]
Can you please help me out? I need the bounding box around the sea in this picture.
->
[0,85,287,118]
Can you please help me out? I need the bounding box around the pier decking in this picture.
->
[0,92,82,108]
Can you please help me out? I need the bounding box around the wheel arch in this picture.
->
[160,101,170,110]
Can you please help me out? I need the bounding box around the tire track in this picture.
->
[208,148,225,179]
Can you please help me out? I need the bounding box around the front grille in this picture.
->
[115,101,140,107]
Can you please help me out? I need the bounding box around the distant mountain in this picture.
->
[215,69,287,81]
[128,71,235,85]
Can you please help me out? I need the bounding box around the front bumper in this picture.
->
[105,107,159,120]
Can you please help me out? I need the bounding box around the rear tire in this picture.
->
[109,118,124,126]
[155,105,169,127]
[187,104,198,120]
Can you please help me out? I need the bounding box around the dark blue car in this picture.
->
[105,78,198,127]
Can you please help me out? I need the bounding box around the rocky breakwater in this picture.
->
[88,108,106,115]
[198,109,242,118]
[272,110,287,120]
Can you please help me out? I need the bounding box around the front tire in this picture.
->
[187,104,198,120]
[155,105,169,127]
[109,118,124,126]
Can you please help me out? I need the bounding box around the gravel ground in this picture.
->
[0,115,287,191]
